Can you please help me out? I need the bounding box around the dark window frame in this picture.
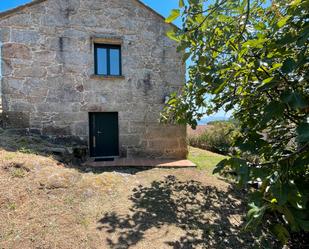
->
[94,44,122,76]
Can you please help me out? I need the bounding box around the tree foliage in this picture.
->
[163,0,309,244]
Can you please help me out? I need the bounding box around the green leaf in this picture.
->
[281,58,296,73]
[290,0,301,6]
[257,77,279,91]
[254,22,266,31]
[213,159,229,174]
[245,203,267,230]
[243,38,268,48]
[179,0,185,8]
[213,81,226,94]
[263,101,285,122]
[291,208,309,231]
[238,163,249,187]
[168,98,177,105]
[188,0,199,4]
[166,9,180,23]
[269,63,283,72]
[297,219,309,231]
[277,16,291,28]
[281,91,308,109]
[297,25,309,46]
[278,206,299,231]
[262,77,274,84]
[271,224,290,244]
[296,123,309,143]
[271,182,289,205]
[166,29,180,42]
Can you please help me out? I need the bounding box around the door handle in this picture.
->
[97,131,103,134]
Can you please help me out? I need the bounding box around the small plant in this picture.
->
[11,168,26,178]
[77,216,90,228]
[64,196,75,206]
[6,202,17,211]
[18,147,36,154]
[18,137,28,146]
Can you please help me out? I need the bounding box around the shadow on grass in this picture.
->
[98,175,276,249]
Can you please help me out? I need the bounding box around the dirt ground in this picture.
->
[0,147,277,249]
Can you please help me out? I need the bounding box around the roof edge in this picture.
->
[0,0,179,29]
[134,0,179,30]
[0,0,47,19]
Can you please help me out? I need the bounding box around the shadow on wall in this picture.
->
[98,175,277,249]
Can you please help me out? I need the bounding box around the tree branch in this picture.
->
[239,0,250,39]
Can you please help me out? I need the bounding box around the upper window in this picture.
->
[94,44,122,76]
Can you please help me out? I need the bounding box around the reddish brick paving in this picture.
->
[83,158,196,168]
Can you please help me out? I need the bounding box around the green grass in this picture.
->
[188,146,227,173]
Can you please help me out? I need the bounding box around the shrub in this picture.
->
[188,121,238,154]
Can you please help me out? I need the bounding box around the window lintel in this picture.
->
[92,35,123,45]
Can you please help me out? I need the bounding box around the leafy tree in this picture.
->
[163,0,309,244]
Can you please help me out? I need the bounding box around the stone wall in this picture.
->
[0,0,187,159]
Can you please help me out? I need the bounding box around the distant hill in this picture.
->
[198,116,229,125]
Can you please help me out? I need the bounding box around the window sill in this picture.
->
[90,75,125,80]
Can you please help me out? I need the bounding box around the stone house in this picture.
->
[0,0,187,159]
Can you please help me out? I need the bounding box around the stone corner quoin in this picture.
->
[0,0,187,159]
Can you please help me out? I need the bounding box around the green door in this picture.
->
[89,112,119,157]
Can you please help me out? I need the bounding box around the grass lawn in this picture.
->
[188,146,227,173]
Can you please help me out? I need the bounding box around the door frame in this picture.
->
[88,112,120,158]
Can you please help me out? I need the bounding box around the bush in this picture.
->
[188,121,239,154]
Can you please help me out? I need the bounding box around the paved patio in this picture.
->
[83,158,196,168]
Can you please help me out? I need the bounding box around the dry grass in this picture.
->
[0,149,124,249]
[0,145,276,249]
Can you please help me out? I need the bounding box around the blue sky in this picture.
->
[0,0,230,122]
